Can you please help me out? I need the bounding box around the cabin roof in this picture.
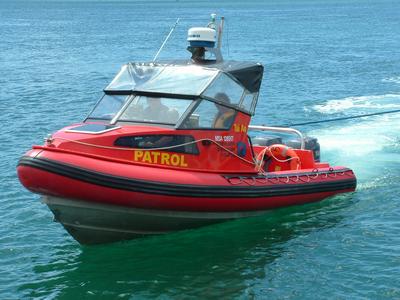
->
[148,59,264,93]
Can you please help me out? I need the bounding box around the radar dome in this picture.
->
[187,27,216,48]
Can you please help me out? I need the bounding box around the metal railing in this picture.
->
[248,125,305,149]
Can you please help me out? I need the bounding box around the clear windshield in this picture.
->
[105,63,218,96]
[118,96,193,125]
[202,73,258,115]
[181,99,235,129]
[202,73,244,105]
[240,91,258,114]
[88,94,130,120]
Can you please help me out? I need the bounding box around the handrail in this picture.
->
[248,125,305,149]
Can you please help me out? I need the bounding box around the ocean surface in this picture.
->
[1,0,400,298]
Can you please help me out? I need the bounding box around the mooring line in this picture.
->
[273,108,400,127]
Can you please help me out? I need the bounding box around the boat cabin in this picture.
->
[86,60,262,127]
[61,60,267,173]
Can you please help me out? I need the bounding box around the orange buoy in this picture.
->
[269,144,301,170]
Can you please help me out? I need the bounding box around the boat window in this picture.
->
[239,91,256,113]
[87,94,130,120]
[250,92,259,114]
[202,73,244,105]
[118,96,193,125]
[105,63,218,96]
[181,99,235,129]
[114,135,199,154]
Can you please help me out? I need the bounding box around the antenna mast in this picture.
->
[153,18,180,62]
[217,16,225,49]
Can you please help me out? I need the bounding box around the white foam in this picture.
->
[312,94,400,114]
[311,119,397,156]
[309,118,399,184]
[382,76,400,84]
[307,94,400,180]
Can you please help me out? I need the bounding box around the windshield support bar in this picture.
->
[104,90,132,95]
[104,90,198,100]
[110,95,136,125]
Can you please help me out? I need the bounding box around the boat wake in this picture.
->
[311,94,400,115]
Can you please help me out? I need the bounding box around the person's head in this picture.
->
[190,47,205,61]
[214,93,230,112]
[147,97,161,108]
[215,93,230,104]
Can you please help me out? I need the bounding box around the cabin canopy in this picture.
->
[104,60,264,115]
[105,63,218,96]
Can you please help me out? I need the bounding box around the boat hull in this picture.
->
[17,151,356,244]
[43,196,269,244]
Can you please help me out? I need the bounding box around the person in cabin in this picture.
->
[143,97,169,121]
[139,97,177,148]
[213,92,235,128]
[143,97,179,123]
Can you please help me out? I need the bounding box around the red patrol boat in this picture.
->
[17,15,356,244]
